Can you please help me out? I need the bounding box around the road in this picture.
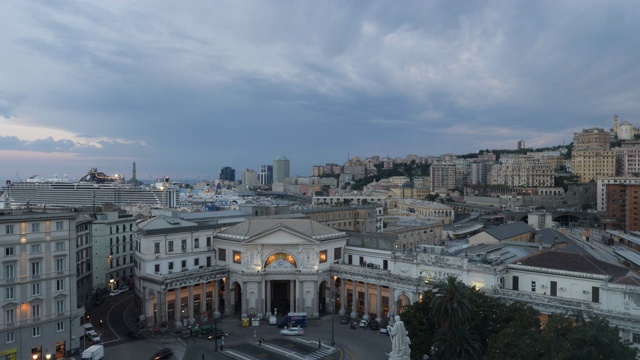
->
[83,293,392,360]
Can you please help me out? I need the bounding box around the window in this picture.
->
[168,262,174,271]
[5,224,13,234]
[194,238,199,248]
[319,250,327,263]
[168,241,174,252]
[56,221,63,230]
[6,331,14,343]
[56,300,64,314]
[56,259,65,273]
[4,264,15,281]
[57,321,64,332]
[31,223,40,233]
[154,264,160,273]
[32,283,40,296]
[30,244,41,254]
[206,237,212,247]
[194,258,200,266]
[154,243,160,254]
[181,260,187,269]
[531,281,536,292]
[233,251,241,264]
[56,279,64,291]
[55,242,65,251]
[32,327,40,337]
[181,239,187,250]
[31,261,41,278]
[633,333,640,344]
[219,249,226,261]
[5,286,14,300]
[5,308,15,324]
[5,247,14,256]
[31,304,40,319]
[334,247,342,261]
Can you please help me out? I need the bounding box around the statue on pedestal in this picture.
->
[387,315,410,360]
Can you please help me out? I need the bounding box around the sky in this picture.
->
[1,1,640,183]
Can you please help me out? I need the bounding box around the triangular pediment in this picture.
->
[243,227,318,245]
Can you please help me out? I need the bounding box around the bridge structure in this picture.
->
[450,202,600,227]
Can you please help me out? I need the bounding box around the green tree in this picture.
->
[430,276,482,359]
[402,292,437,360]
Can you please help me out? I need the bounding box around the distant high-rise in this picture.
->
[219,166,236,182]
[259,165,273,185]
[241,169,259,188]
[517,140,525,150]
[273,155,290,183]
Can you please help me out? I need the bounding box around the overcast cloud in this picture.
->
[1,1,639,182]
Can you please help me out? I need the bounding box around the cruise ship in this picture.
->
[2,168,177,208]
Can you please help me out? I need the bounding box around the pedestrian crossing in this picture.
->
[166,338,187,360]
[304,348,335,359]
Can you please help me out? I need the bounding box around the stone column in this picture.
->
[289,280,295,313]
[241,281,247,317]
[389,287,396,316]
[351,281,358,319]
[188,285,195,325]
[257,279,263,318]
[312,280,319,319]
[266,280,272,318]
[376,284,382,323]
[223,279,230,316]
[174,286,182,328]
[201,281,207,322]
[364,282,370,318]
[339,278,346,316]
[214,280,220,318]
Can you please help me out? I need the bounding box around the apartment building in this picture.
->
[615,142,640,177]
[489,158,554,187]
[571,128,616,182]
[387,198,454,225]
[298,206,379,232]
[1,211,83,360]
[91,212,137,293]
[430,162,457,192]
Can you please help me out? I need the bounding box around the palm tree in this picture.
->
[429,275,472,330]
[430,275,482,359]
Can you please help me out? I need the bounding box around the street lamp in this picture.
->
[45,350,51,360]
[331,290,335,346]
[109,278,115,291]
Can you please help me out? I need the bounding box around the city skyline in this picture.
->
[1,1,640,181]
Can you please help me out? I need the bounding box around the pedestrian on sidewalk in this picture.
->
[318,338,321,349]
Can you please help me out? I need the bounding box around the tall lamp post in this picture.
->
[331,289,335,346]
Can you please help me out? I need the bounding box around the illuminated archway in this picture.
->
[264,252,297,269]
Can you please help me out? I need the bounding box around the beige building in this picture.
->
[387,198,454,225]
[571,128,616,182]
[489,158,555,187]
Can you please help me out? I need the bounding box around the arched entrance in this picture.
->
[232,282,242,314]
[318,280,329,313]
[396,292,411,314]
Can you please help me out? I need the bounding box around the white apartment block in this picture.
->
[1,211,83,360]
[91,212,137,293]
[489,160,554,187]
[312,195,388,206]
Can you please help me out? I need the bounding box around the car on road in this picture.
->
[150,347,173,360]
[359,319,369,328]
[379,327,389,336]
[339,317,349,324]
[120,286,129,293]
[87,331,102,344]
[207,329,226,340]
[280,326,304,336]
[109,289,122,297]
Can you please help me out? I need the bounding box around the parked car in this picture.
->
[82,323,95,335]
[359,319,369,328]
[339,317,349,325]
[379,327,389,336]
[369,321,380,330]
[150,347,173,360]
[109,289,122,297]
[280,326,304,336]
[120,286,129,293]
[87,331,102,344]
